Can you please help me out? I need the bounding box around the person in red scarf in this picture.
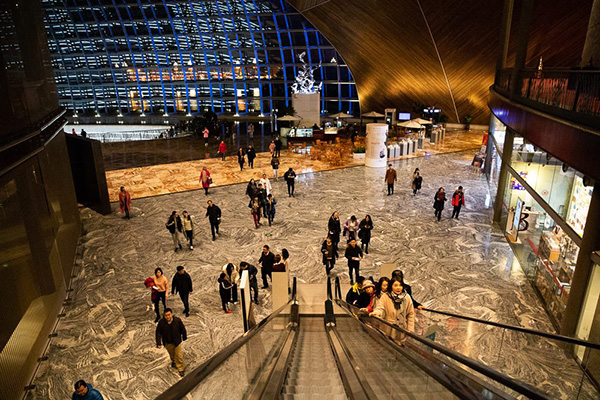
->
[118,186,131,219]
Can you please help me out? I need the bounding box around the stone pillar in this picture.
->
[496,0,514,73]
[561,180,600,336]
[365,123,388,168]
[510,0,535,99]
[581,0,600,67]
[493,127,515,223]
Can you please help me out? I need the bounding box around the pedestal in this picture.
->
[365,123,388,168]
[292,93,320,127]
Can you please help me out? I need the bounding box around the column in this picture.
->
[510,0,535,99]
[581,0,600,67]
[561,181,600,336]
[493,128,515,223]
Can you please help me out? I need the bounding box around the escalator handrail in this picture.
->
[155,277,297,400]
[334,298,552,400]
[421,307,600,350]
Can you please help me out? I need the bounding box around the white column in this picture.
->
[365,123,388,168]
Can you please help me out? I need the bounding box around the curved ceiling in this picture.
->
[289,0,591,124]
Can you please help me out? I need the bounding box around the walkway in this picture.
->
[26,149,583,399]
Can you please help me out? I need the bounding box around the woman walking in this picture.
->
[246,179,258,200]
[412,169,423,195]
[265,193,277,226]
[321,236,338,275]
[218,264,237,314]
[271,155,280,180]
[166,211,183,252]
[218,141,227,161]
[247,144,256,168]
[358,215,374,254]
[249,196,262,228]
[153,267,169,322]
[343,215,359,242]
[371,277,390,312]
[433,187,447,221]
[328,211,341,247]
[181,211,195,250]
[237,147,245,171]
[199,166,211,195]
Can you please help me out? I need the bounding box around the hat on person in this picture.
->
[362,279,375,290]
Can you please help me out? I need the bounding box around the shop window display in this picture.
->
[503,171,580,327]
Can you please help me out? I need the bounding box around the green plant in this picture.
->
[353,145,366,153]
[462,115,473,124]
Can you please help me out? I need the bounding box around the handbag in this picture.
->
[208,177,213,184]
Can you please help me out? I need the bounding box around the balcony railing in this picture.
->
[494,68,600,128]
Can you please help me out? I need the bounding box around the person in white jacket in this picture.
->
[259,173,272,196]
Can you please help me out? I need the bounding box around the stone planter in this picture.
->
[353,153,365,159]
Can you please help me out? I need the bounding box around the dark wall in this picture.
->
[66,135,111,215]
[288,0,593,124]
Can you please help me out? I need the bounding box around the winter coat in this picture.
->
[155,316,187,347]
[372,291,415,340]
[199,170,211,188]
[259,178,272,195]
[433,192,447,211]
[218,271,235,302]
[271,156,280,170]
[247,147,256,161]
[345,283,362,305]
[328,216,341,238]
[166,215,183,234]
[241,264,258,283]
[246,182,258,199]
[343,219,359,240]
[249,199,261,215]
[237,149,245,164]
[384,168,397,184]
[284,169,296,184]
[452,190,465,207]
[259,251,276,271]
[321,240,339,265]
[403,283,421,308]
[71,384,104,400]
[275,138,282,150]
[172,272,193,295]
[264,198,277,216]
[358,219,373,243]
[205,205,221,224]
[118,190,131,213]
[218,142,227,153]
[181,216,194,232]
[413,176,423,190]
[344,244,363,267]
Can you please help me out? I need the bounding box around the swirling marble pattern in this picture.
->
[26,150,590,399]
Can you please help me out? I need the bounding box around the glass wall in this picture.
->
[40,0,359,116]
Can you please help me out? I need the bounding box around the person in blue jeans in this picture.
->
[72,380,104,400]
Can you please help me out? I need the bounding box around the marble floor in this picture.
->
[105,129,485,202]
[26,149,590,400]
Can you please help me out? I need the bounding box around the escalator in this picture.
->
[155,277,563,400]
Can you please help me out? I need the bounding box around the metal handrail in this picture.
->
[421,308,600,350]
[334,297,551,400]
[155,277,297,400]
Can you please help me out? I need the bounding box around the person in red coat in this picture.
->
[451,186,466,219]
[218,141,226,161]
[118,186,131,219]
[199,167,211,195]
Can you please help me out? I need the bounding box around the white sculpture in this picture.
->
[291,52,322,95]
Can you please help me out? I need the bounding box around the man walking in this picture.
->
[171,266,193,317]
[156,308,187,377]
[283,167,297,197]
[205,200,221,241]
[321,236,338,275]
[247,144,256,168]
[344,239,363,285]
[118,186,132,218]
[258,245,275,288]
[451,186,466,219]
[240,261,259,304]
[72,380,104,400]
[384,164,397,195]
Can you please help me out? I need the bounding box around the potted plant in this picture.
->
[353,145,366,159]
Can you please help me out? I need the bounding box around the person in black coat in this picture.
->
[328,211,341,247]
[358,215,374,254]
[274,136,282,157]
[344,239,363,284]
[155,308,187,376]
[257,184,268,217]
[433,187,447,221]
[247,144,256,168]
[237,147,245,171]
[391,269,422,308]
[205,200,221,240]
[171,266,193,317]
[258,245,275,288]
[218,264,236,313]
[166,211,183,252]
[246,179,258,200]
[283,167,297,197]
[240,261,259,304]
[321,236,339,275]
[345,276,365,305]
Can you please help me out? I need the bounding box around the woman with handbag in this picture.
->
[199,166,211,195]
[358,215,374,254]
